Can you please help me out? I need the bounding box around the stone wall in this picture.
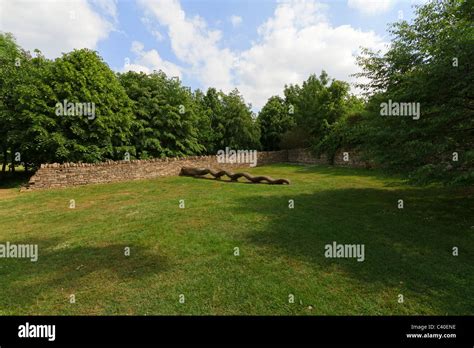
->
[332,149,369,168]
[25,148,369,191]
[288,148,327,164]
[25,151,288,191]
[288,148,368,168]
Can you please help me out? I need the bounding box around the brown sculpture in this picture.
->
[180,167,290,185]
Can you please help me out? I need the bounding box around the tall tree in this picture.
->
[355,0,474,184]
[45,49,135,163]
[219,89,261,150]
[192,88,214,154]
[278,71,352,152]
[0,33,32,172]
[6,47,136,166]
[258,96,295,151]
[198,87,261,152]
[118,71,203,158]
[200,87,226,154]
[292,71,350,145]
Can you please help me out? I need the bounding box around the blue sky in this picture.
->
[0,0,422,109]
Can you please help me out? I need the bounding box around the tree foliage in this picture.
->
[259,71,358,153]
[355,0,473,184]
[0,33,35,171]
[257,96,294,151]
[195,87,261,152]
[118,71,203,158]
[47,49,135,163]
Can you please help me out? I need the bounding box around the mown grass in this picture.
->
[0,164,472,315]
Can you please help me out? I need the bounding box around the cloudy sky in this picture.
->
[0,0,423,109]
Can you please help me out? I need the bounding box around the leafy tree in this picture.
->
[0,33,33,172]
[355,0,474,184]
[258,71,356,154]
[10,49,55,170]
[44,49,135,163]
[2,46,136,166]
[119,71,203,158]
[192,88,214,154]
[258,96,295,151]
[278,71,353,153]
[219,89,261,150]
[199,87,226,154]
[314,96,365,162]
[292,71,350,145]
[279,127,311,150]
[198,87,261,152]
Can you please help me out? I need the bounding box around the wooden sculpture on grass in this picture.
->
[180,167,290,185]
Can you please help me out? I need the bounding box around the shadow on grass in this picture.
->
[0,237,169,309]
[291,164,403,182]
[233,186,474,314]
[0,172,32,189]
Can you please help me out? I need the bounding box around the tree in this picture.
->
[258,96,295,151]
[292,71,351,145]
[0,33,33,172]
[118,71,203,158]
[43,49,135,163]
[192,88,214,154]
[197,87,261,152]
[198,87,226,154]
[9,49,55,170]
[219,89,261,150]
[1,36,136,167]
[2,46,136,166]
[257,71,357,154]
[314,96,365,163]
[355,0,474,185]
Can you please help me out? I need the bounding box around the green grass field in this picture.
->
[0,164,473,315]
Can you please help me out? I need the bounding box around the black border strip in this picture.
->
[0,316,473,346]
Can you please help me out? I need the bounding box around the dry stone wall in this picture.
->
[288,148,369,168]
[26,151,288,190]
[288,148,328,164]
[25,148,369,191]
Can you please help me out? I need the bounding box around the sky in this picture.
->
[0,0,424,110]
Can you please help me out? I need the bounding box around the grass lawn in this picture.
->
[0,164,473,315]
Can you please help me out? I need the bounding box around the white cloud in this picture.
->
[138,0,388,110]
[235,0,387,108]
[151,30,164,41]
[123,41,182,78]
[230,15,242,27]
[91,0,118,22]
[347,0,396,15]
[0,0,115,58]
[141,16,165,41]
[137,0,236,91]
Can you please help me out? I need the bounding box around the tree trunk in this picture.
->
[1,149,6,174]
[10,149,15,173]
